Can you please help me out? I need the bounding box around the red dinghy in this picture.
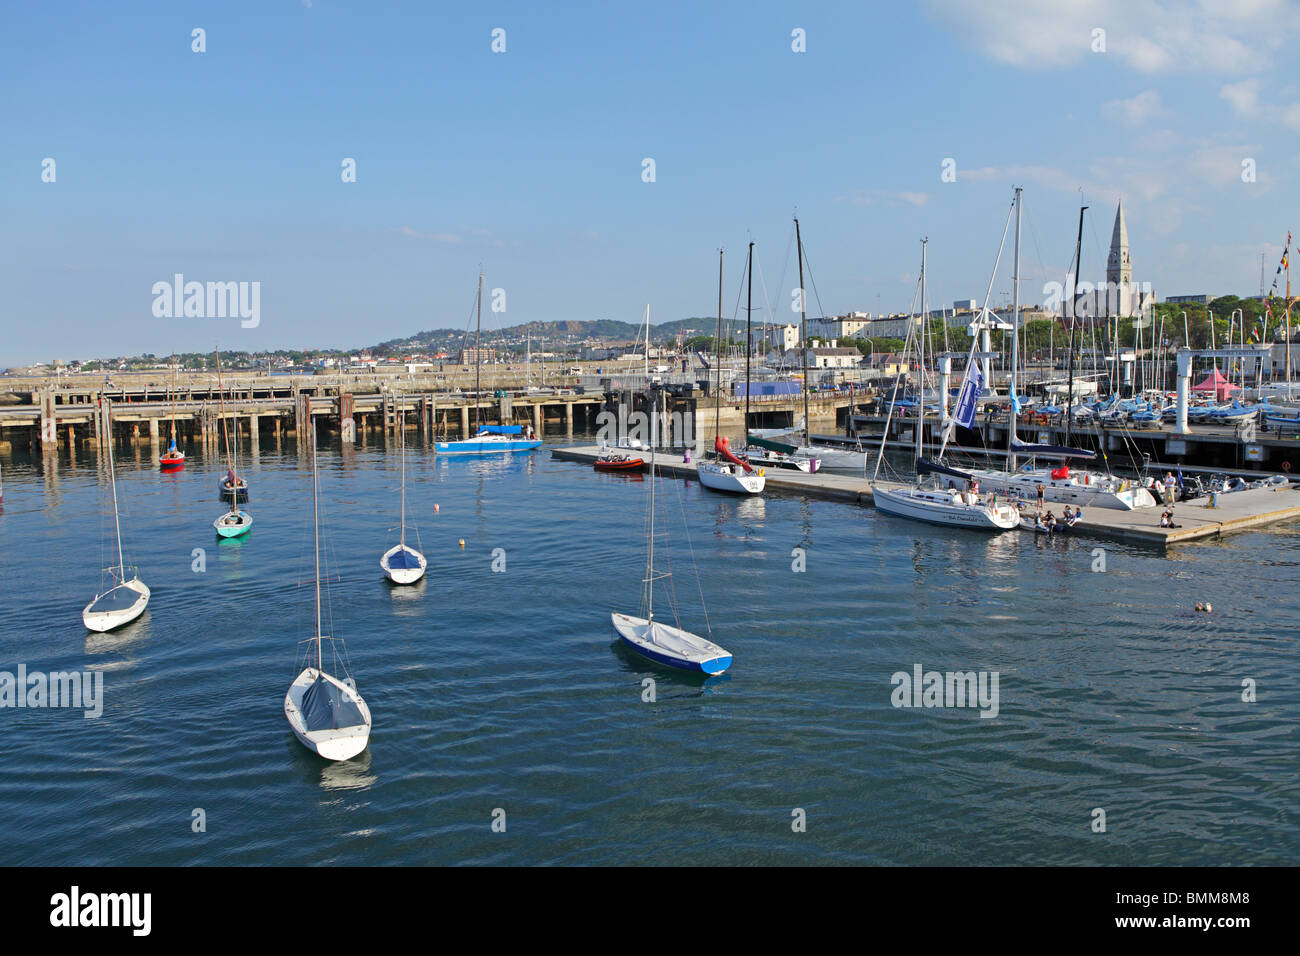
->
[160,360,185,471]
[594,454,644,472]
[160,441,185,472]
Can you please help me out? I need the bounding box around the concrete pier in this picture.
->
[551,444,1300,549]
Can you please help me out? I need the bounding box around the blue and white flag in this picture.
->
[953,361,985,430]
[1009,382,1022,415]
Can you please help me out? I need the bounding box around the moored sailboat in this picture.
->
[284,421,372,762]
[613,390,732,675]
[160,359,185,471]
[83,398,151,632]
[699,245,765,495]
[212,347,252,538]
[434,272,542,456]
[380,396,426,584]
[870,238,1019,531]
[957,190,1155,512]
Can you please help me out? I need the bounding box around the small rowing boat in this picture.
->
[594,454,644,471]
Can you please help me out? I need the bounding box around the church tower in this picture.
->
[1107,201,1131,287]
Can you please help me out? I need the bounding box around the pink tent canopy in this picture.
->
[1193,368,1240,401]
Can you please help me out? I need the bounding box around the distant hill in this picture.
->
[370,317,719,355]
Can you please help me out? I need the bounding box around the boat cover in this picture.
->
[747,433,797,455]
[88,583,142,614]
[1009,439,1097,460]
[479,425,522,435]
[387,547,423,569]
[301,674,366,732]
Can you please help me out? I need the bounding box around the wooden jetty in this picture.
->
[551,444,1300,549]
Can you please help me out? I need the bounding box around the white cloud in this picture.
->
[924,0,1299,74]
[1220,78,1261,116]
[397,225,464,244]
[836,189,930,207]
[1101,89,1164,126]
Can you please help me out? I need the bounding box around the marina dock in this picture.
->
[552,444,1300,549]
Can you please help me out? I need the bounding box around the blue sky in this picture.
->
[4,0,1300,364]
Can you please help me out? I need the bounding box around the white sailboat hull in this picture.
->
[611,613,732,674]
[963,469,1155,510]
[82,578,150,632]
[380,543,427,584]
[284,667,372,762]
[697,461,765,494]
[873,486,1020,530]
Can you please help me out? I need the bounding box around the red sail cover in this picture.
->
[715,436,753,473]
[1050,465,1070,480]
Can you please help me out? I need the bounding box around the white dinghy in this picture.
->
[285,422,372,762]
[83,398,150,632]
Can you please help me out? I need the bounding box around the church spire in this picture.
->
[1107,201,1131,287]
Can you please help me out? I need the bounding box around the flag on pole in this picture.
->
[953,358,985,430]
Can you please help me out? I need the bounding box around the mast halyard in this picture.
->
[796,218,809,444]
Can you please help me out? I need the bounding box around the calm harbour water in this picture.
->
[0,429,1297,866]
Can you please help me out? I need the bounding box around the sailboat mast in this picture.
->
[216,346,236,513]
[105,398,125,577]
[1287,236,1293,392]
[647,391,656,621]
[1066,203,1087,448]
[474,271,483,432]
[713,248,723,444]
[398,393,406,546]
[917,238,927,463]
[312,421,322,669]
[169,359,178,441]
[745,242,754,438]
[1008,187,1022,472]
[795,218,809,443]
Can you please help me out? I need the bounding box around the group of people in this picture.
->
[1031,505,1081,533]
